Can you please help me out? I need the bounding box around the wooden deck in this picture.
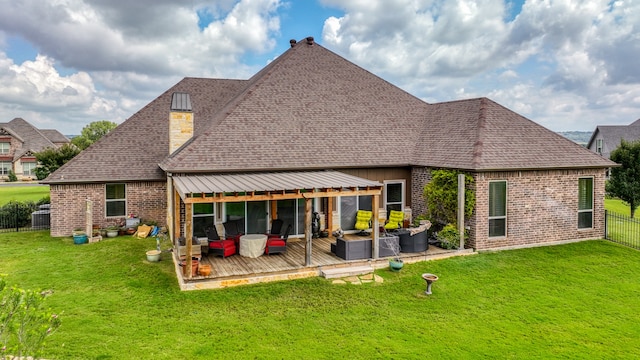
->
[173,234,474,290]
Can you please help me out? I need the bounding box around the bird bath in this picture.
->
[422,273,438,295]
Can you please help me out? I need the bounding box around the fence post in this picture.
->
[15,202,19,232]
[604,210,608,240]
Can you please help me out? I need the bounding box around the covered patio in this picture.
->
[169,170,392,286]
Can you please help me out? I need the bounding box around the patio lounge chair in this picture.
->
[223,220,243,245]
[265,224,291,255]
[384,210,404,231]
[354,210,372,235]
[206,226,236,258]
[266,219,284,237]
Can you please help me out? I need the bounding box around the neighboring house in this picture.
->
[587,119,640,159]
[0,118,70,181]
[44,37,615,252]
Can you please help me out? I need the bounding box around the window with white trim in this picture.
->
[0,142,9,154]
[22,162,36,176]
[384,180,405,213]
[596,139,603,154]
[488,180,507,237]
[193,203,215,238]
[0,161,10,175]
[105,184,126,217]
[578,177,593,229]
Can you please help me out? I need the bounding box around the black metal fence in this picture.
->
[605,210,640,250]
[0,203,50,233]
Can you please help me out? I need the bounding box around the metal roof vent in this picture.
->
[306,36,314,45]
[290,39,297,47]
[171,92,192,112]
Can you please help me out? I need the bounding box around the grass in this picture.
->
[605,197,640,219]
[1,232,639,359]
[0,185,50,205]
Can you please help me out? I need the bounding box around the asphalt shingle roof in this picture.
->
[587,119,640,159]
[2,118,67,160]
[46,38,615,184]
[45,78,246,183]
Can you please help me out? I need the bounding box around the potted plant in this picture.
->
[383,236,403,272]
[72,228,88,244]
[106,226,119,238]
[146,229,170,263]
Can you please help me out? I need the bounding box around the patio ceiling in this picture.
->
[172,170,383,203]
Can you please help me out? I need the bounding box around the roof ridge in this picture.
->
[472,98,488,169]
[169,40,303,154]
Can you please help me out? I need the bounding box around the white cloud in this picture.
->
[321,0,640,131]
[1,0,639,133]
[0,0,284,133]
[0,53,94,110]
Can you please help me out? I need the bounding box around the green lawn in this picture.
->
[605,197,640,219]
[1,232,639,359]
[0,185,50,205]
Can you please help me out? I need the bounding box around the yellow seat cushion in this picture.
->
[354,210,372,231]
[384,210,404,230]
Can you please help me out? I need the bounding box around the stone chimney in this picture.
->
[169,92,193,154]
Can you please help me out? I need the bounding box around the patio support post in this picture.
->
[173,187,181,244]
[185,203,193,278]
[458,173,465,250]
[304,197,312,266]
[270,201,277,223]
[372,194,380,259]
[327,198,334,234]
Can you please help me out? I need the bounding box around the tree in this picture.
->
[606,139,640,218]
[71,120,118,150]
[422,169,475,226]
[34,144,80,180]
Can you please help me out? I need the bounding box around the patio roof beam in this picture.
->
[180,187,382,203]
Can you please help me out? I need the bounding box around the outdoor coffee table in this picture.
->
[239,234,268,258]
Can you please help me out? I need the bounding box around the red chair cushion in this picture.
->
[209,239,235,249]
[267,240,286,247]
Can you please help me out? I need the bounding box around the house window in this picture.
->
[384,180,405,213]
[596,139,603,154]
[340,195,373,230]
[105,184,126,217]
[22,162,36,176]
[488,180,507,237]
[578,177,593,229]
[223,201,268,234]
[0,161,10,175]
[0,142,9,154]
[193,203,214,238]
[276,199,306,235]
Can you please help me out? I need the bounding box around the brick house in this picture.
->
[44,37,615,252]
[0,118,69,181]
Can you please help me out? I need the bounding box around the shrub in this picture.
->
[0,200,38,229]
[7,170,17,182]
[0,276,61,359]
[36,196,50,206]
[437,223,462,250]
[423,169,475,227]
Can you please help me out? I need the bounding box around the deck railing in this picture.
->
[604,210,640,250]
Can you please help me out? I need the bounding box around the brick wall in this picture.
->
[410,167,431,218]
[411,167,606,250]
[50,181,167,236]
[471,169,606,250]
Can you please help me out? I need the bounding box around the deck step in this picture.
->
[321,265,374,279]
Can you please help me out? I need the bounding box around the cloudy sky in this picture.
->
[0,0,638,134]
